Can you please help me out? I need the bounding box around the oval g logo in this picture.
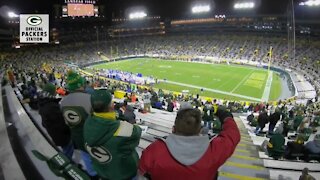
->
[63,110,81,126]
[86,144,112,164]
[27,16,42,26]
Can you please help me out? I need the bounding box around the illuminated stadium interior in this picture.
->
[0,0,319,179]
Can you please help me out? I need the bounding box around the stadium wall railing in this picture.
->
[0,73,25,180]
[4,84,61,179]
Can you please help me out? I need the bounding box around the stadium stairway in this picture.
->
[135,110,270,180]
[238,115,320,180]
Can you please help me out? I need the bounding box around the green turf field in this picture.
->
[89,58,282,102]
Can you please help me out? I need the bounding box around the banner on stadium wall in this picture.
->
[20,14,49,43]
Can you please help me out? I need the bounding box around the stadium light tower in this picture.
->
[299,0,320,6]
[129,11,147,20]
[192,4,211,14]
[234,2,255,9]
[287,0,319,63]
[8,11,19,18]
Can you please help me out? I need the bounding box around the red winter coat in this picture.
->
[139,118,240,180]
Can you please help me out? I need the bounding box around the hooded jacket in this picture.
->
[139,118,240,180]
[267,128,285,158]
[84,113,142,180]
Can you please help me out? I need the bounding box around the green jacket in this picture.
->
[267,134,285,159]
[84,113,142,180]
[60,92,92,151]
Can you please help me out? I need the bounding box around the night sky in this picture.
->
[0,0,319,27]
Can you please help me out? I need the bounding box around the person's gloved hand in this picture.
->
[215,106,233,123]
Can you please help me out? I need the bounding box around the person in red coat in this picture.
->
[138,103,240,180]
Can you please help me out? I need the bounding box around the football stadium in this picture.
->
[0,0,320,180]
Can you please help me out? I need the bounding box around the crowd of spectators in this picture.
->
[1,32,319,179]
[2,33,319,91]
[3,63,242,179]
[245,101,320,162]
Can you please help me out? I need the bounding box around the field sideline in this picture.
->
[88,58,282,102]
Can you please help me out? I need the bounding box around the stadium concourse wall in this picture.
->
[77,54,298,104]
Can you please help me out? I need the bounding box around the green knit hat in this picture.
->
[66,70,85,92]
[43,83,56,96]
[91,90,112,112]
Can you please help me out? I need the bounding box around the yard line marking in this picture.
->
[261,72,273,102]
[230,69,256,93]
[159,80,261,101]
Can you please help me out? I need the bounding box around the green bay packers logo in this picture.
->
[86,144,112,164]
[63,109,82,126]
[27,16,42,26]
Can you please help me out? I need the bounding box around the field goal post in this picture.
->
[268,46,273,75]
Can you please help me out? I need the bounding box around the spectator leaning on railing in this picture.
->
[138,103,240,180]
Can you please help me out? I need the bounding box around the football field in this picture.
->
[89,58,282,102]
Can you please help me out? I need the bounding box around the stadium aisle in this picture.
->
[218,118,269,180]
[136,109,270,180]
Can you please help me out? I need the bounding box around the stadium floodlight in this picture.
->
[129,11,147,20]
[234,2,255,9]
[8,12,19,18]
[299,0,320,6]
[192,5,211,14]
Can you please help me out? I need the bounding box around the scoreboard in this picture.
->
[60,0,99,17]
[64,0,96,3]
[62,4,98,17]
